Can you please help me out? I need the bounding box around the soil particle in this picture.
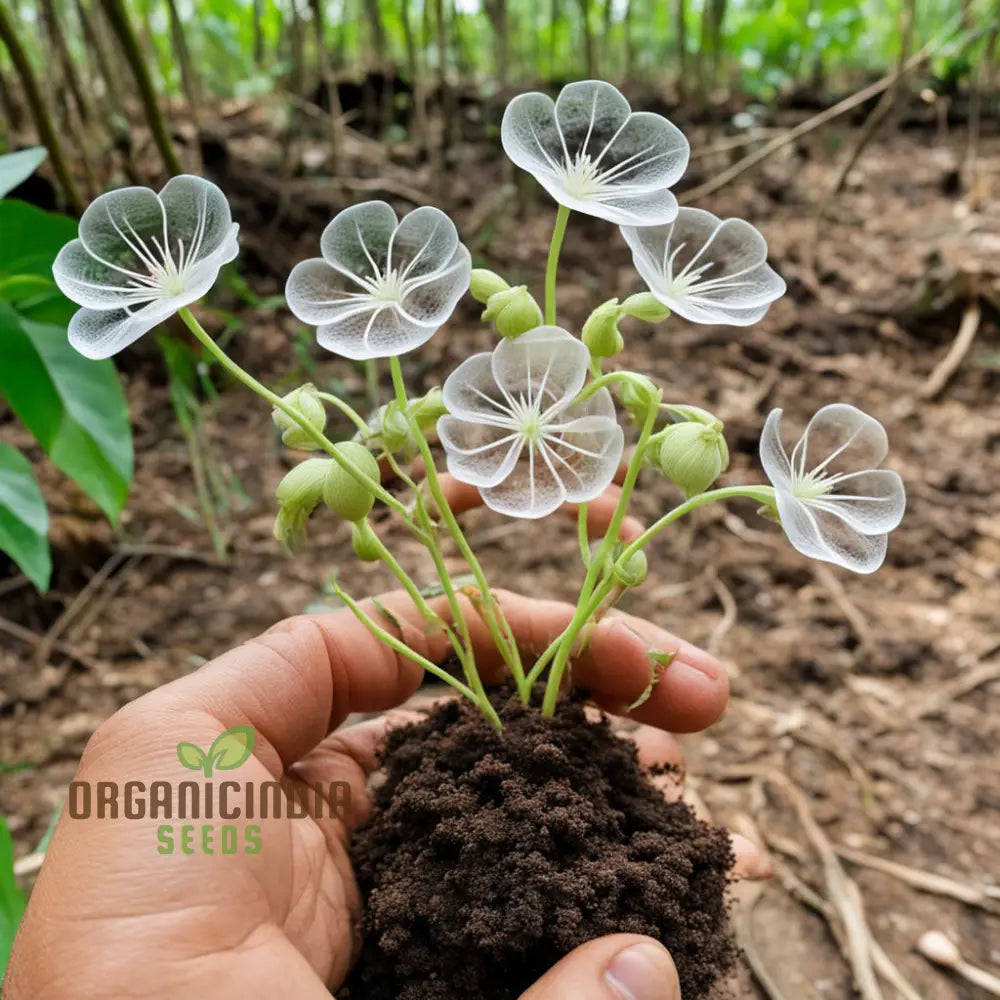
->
[344,687,735,1000]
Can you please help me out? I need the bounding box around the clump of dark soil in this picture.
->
[343,687,736,1000]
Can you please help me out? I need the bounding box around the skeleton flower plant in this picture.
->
[52,80,905,730]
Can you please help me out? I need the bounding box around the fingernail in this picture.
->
[605,942,677,1000]
[675,645,723,678]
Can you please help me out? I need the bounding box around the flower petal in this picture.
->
[68,301,178,360]
[77,186,168,280]
[501,92,565,186]
[543,411,624,504]
[808,469,905,535]
[315,303,435,361]
[791,403,889,482]
[590,110,688,191]
[158,175,236,267]
[285,257,376,325]
[438,416,523,488]
[553,80,632,161]
[480,438,568,519]
[319,201,398,283]
[490,326,589,412]
[389,206,460,281]
[759,408,793,490]
[776,489,888,573]
[398,245,471,326]
[578,187,680,227]
[441,352,514,425]
[53,239,147,309]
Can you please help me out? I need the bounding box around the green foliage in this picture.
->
[0,147,46,199]
[0,816,27,982]
[0,200,133,592]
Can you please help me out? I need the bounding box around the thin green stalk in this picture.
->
[178,308,413,526]
[577,502,590,566]
[389,357,528,697]
[316,392,370,436]
[544,204,570,325]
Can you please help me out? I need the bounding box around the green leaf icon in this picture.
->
[208,726,255,772]
[177,742,208,772]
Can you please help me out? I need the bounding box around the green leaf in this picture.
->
[176,743,208,771]
[208,726,256,771]
[0,147,47,199]
[0,816,28,982]
[0,303,133,522]
[0,442,51,592]
[0,200,77,282]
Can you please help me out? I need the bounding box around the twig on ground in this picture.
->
[918,931,1000,995]
[706,568,737,657]
[811,563,873,648]
[836,845,1000,914]
[0,615,101,672]
[907,655,1000,723]
[918,299,982,400]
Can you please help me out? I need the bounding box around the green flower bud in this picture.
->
[351,519,383,561]
[657,421,729,498]
[272,384,327,451]
[618,373,662,424]
[582,299,625,358]
[322,442,380,522]
[663,403,719,426]
[613,548,648,588]
[365,402,412,454]
[621,292,671,323]
[273,457,330,550]
[469,268,511,304]
[482,285,543,339]
[409,387,447,431]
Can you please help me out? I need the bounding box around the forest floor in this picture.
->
[2,101,1000,998]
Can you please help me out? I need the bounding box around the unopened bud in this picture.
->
[272,384,327,451]
[613,548,648,588]
[410,387,447,430]
[273,457,330,549]
[351,519,383,561]
[582,299,624,358]
[482,285,543,339]
[469,268,511,304]
[621,292,671,323]
[364,402,411,454]
[618,373,662,424]
[658,421,729,498]
[323,442,380,522]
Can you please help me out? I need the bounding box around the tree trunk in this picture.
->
[253,0,266,67]
[39,0,92,125]
[623,0,635,81]
[0,3,84,212]
[484,0,509,88]
[164,0,202,133]
[74,0,123,114]
[576,0,597,77]
[308,0,343,170]
[400,0,430,151]
[675,0,687,98]
[100,0,183,176]
[0,63,23,131]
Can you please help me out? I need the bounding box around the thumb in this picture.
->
[519,934,681,1000]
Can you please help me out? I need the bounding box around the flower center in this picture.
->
[794,470,836,501]
[561,154,603,200]
[368,268,407,303]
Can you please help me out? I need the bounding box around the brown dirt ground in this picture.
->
[2,101,1000,998]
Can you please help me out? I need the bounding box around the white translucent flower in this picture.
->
[760,404,905,574]
[285,201,471,361]
[621,207,785,326]
[501,80,689,226]
[52,176,239,359]
[438,327,624,519]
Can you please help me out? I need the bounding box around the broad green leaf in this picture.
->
[0,442,51,592]
[0,303,133,522]
[209,726,256,771]
[0,200,77,282]
[0,817,27,981]
[0,147,47,199]
[176,743,208,772]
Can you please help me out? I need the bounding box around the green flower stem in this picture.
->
[178,308,412,525]
[574,370,644,405]
[331,581,503,732]
[577,502,590,566]
[538,401,659,714]
[388,357,526,704]
[316,392,370,436]
[544,204,571,325]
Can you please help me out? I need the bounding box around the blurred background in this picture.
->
[1,0,999,997]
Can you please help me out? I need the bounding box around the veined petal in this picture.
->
[501,92,566,185]
[389,206,460,280]
[759,409,793,490]
[490,326,589,411]
[78,186,168,279]
[543,413,624,504]
[158,175,236,268]
[793,404,889,482]
[665,297,771,327]
[398,245,471,325]
[438,416,523,488]
[316,303,435,361]
[554,80,632,161]
[441,353,514,423]
[319,201,398,283]
[480,438,568,519]
[285,257,375,325]
[589,111,689,192]
[68,300,178,360]
[53,239,148,309]
[576,187,679,227]
[806,469,905,535]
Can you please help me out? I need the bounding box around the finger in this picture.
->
[519,935,680,1000]
[435,473,644,542]
[627,725,685,801]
